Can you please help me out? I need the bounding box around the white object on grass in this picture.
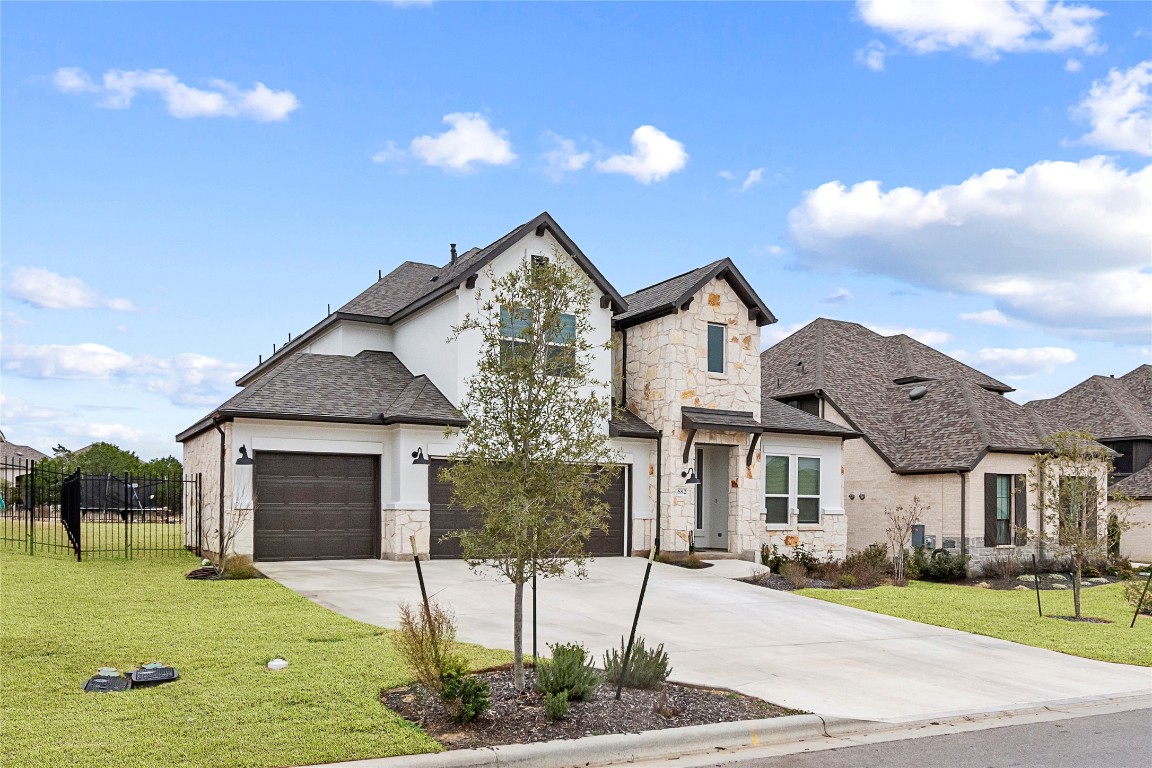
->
[266,658,289,671]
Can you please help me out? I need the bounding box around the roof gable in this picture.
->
[236,212,625,387]
[615,258,777,329]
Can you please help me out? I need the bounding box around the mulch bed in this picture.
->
[381,666,795,750]
[1049,615,1113,624]
[738,572,1126,593]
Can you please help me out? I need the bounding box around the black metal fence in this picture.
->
[1,459,200,560]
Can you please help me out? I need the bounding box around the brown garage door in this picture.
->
[253,452,379,561]
[428,459,627,559]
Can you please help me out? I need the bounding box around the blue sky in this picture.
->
[2,1,1150,460]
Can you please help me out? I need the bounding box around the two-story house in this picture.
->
[759,319,1107,573]
[177,213,857,563]
[1026,365,1152,562]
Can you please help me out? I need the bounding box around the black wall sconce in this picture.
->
[236,446,254,466]
[681,468,701,485]
[411,448,430,465]
[849,492,866,501]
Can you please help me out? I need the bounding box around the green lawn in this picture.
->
[798,580,1152,666]
[0,552,510,768]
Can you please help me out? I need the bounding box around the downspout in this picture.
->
[958,470,967,559]
[620,327,628,409]
[213,416,226,562]
[655,430,663,554]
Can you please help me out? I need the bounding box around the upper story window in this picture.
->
[499,306,576,377]
[707,323,725,374]
[764,454,822,527]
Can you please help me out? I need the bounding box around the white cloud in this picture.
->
[540,132,591,179]
[856,40,888,71]
[762,321,810,349]
[954,346,1077,376]
[718,170,736,181]
[788,156,1152,342]
[822,287,854,304]
[764,245,786,256]
[867,324,953,347]
[65,422,145,444]
[959,308,1015,326]
[1073,61,1152,155]
[1065,57,1083,72]
[596,125,688,184]
[397,112,517,172]
[8,267,135,311]
[54,67,299,122]
[856,0,1104,61]
[2,343,244,407]
[0,394,74,424]
[740,168,766,192]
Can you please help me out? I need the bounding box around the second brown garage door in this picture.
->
[253,452,379,561]
[428,460,628,559]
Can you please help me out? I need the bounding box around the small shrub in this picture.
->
[681,552,707,569]
[904,548,929,581]
[981,552,1019,580]
[394,601,459,693]
[602,636,672,689]
[762,542,819,573]
[535,643,600,701]
[1106,556,1134,580]
[841,544,891,586]
[1124,579,1152,616]
[441,665,490,723]
[221,555,260,580]
[779,561,811,589]
[835,573,857,589]
[919,550,970,582]
[1080,563,1102,578]
[544,690,569,720]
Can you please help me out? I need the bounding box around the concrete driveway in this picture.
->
[257,557,1151,722]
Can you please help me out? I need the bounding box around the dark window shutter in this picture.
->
[1014,475,1027,545]
[984,473,998,547]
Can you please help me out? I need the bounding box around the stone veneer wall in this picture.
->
[383,508,430,560]
[623,276,764,555]
[181,422,234,558]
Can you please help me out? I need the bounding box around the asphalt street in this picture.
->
[634,709,1152,768]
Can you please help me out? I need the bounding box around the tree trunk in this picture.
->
[513,578,525,691]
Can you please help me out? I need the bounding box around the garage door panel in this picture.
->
[254,452,379,561]
[428,459,626,559]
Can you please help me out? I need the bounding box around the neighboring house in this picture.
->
[178,213,856,562]
[0,430,49,464]
[1026,365,1152,562]
[759,319,1103,573]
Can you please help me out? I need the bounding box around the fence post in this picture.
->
[196,472,203,557]
[28,459,36,556]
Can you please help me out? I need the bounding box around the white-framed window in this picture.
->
[764,454,822,526]
[499,306,576,376]
[707,323,725,374]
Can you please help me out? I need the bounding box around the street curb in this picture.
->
[318,714,881,768]
[314,692,1152,768]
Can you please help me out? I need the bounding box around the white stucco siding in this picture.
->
[292,321,393,358]
[456,231,616,421]
[391,294,461,403]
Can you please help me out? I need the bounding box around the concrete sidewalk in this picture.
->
[258,557,1151,722]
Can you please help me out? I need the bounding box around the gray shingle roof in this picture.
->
[761,319,1042,473]
[1112,463,1152,499]
[609,409,660,439]
[0,438,49,464]
[1025,365,1152,440]
[236,212,626,387]
[682,407,764,433]
[177,350,463,441]
[614,258,777,328]
[758,398,859,439]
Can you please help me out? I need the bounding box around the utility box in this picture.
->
[911,524,926,549]
[924,534,937,550]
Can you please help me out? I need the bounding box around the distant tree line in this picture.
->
[39,442,182,478]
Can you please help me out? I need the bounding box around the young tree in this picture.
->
[884,496,927,586]
[441,251,621,691]
[1028,430,1135,619]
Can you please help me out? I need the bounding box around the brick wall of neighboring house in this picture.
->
[181,422,233,558]
[624,276,763,555]
[966,452,1042,573]
[1115,499,1152,562]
